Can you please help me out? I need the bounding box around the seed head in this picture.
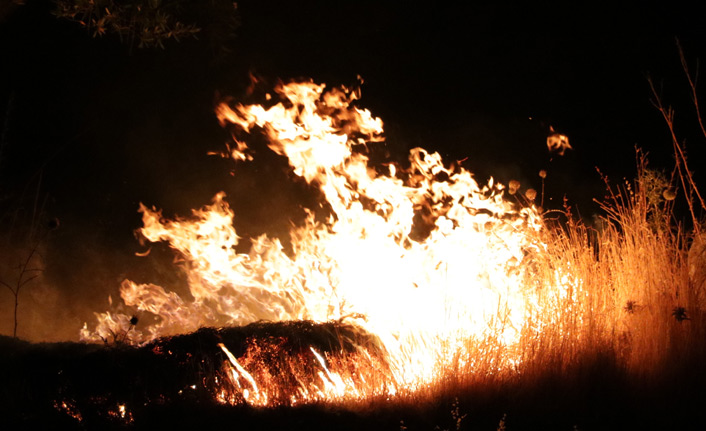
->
[508,180,520,195]
[525,188,537,201]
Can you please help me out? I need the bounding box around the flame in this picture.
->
[54,400,83,423]
[83,80,573,405]
[108,403,134,424]
[546,126,571,156]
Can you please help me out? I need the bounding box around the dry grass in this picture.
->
[3,162,706,428]
[6,44,706,428]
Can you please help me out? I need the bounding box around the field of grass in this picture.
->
[2,161,705,429]
[2,314,705,430]
[3,55,706,430]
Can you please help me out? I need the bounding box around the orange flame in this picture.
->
[82,80,573,404]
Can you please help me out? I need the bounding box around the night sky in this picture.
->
[1,1,705,341]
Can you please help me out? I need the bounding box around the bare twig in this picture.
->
[0,244,42,338]
[676,39,706,140]
[647,77,705,234]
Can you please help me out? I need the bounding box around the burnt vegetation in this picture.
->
[2,321,706,430]
[1,322,391,429]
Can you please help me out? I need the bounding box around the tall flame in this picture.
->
[82,80,565,403]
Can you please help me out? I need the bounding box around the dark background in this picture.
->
[1,1,705,341]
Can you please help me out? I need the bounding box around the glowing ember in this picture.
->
[82,80,571,405]
[546,126,571,156]
[54,400,83,423]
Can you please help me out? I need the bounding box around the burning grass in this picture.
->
[3,306,706,430]
[4,79,706,429]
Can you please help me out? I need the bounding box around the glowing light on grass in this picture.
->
[82,80,583,405]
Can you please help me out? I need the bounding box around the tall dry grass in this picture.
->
[527,154,703,379]
[373,153,706,430]
[322,150,705,414]
[407,42,706,408]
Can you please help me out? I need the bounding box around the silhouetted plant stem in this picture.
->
[647,77,704,234]
[1,242,42,338]
[677,38,706,140]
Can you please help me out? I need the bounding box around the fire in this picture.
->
[82,80,573,405]
[54,400,83,423]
